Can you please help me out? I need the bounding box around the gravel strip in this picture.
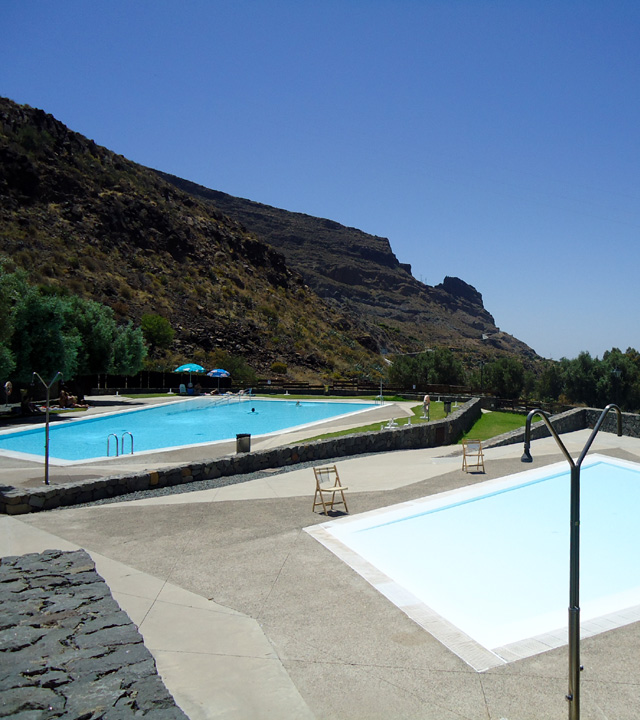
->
[53,454,382,510]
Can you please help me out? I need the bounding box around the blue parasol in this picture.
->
[174,363,206,384]
[175,363,205,373]
[207,368,230,378]
[207,367,231,391]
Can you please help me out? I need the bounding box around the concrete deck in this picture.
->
[2,399,640,719]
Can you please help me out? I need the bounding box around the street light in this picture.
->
[31,371,62,485]
[521,404,622,720]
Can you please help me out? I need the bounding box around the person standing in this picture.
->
[423,393,430,419]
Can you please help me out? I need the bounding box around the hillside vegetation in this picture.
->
[0,97,384,380]
[1,96,537,383]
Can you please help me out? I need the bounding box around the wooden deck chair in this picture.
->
[313,465,349,514]
[462,438,485,473]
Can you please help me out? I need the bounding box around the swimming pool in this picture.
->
[306,454,640,671]
[0,397,377,463]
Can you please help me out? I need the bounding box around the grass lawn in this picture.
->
[459,410,527,443]
[297,402,449,442]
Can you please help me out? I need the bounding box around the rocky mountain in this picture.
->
[156,173,537,361]
[0,96,536,382]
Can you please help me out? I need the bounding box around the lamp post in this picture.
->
[32,371,62,486]
[521,404,622,720]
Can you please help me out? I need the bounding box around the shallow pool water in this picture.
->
[0,397,377,462]
[307,455,640,669]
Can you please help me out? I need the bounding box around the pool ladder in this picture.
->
[107,432,134,457]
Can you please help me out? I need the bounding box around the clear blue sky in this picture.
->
[2,1,639,360]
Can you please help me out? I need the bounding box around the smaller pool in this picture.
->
[307,455,640,671]
[0,397,377,463]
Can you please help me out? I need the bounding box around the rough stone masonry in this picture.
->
[0,548,188,720]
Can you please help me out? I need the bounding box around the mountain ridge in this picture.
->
[155,171,536,360]
[0,96,537,382]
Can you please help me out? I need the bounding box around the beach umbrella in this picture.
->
[207,367,231,391]
[174,363,205,383]
[175,363,205,373]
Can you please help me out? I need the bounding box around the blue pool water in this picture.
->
[309,455,640,666]
[0,398,376,462]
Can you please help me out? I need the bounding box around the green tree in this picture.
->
[0,263,28,380]
[536,360,564,401]
[598,347,640,410]
[141,314,174,354]
[560,352,597,406]
[206,350,256,385]
[0,343,15,382]
[64,297,118,375]
[388,348,466,388]
[0,264,146,382]
[111,322,147,375]
[429,347,466,385]
[11,291,79,381]
[483,357,524,399]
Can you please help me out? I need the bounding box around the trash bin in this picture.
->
[443,400,452,416]
[236,433,251,453]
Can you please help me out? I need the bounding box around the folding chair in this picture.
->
[462,438,485,473]
[313,465,349,514]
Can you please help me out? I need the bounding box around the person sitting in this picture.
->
[59,389,88,409]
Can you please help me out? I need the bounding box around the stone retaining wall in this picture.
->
[0,399,482,515]
[482,407,588,449]
[585,407,640,437]
[0,549,187,720]
[482,406,640,451]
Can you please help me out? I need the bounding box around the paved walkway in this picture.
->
[2,401,640,719]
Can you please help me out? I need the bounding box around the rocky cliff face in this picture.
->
[0,95,537,380]
[0,97,386,378]
[156,174,537,360]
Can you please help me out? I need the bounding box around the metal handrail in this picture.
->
[121,432,134,455]
[106,433,119,457]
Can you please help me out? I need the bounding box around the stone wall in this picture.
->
[483,408,588,449]
[0,549,187,719]
[0,399,482,515]
[585,407,640,437]
[483,405,640,451]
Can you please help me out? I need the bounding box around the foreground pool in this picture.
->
[306,454,640,670]
[0,397,377,463]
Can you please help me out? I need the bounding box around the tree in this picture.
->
[11,291,79,381]
[388,348,466,388]
[141,314,174,355]
[64,297,118,375]
[0,264,147,382]
[536,361,564,401]
[0,342,15,382]
[205,349,256,385]
[560,352,597,406]
[429,347,466,385]
[483,358,524,399]
[111,322,147,375]
[0,263,27,380]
